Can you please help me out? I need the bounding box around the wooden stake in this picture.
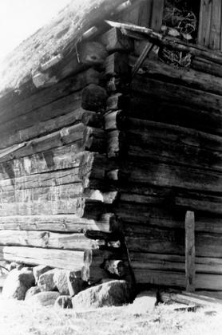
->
[185,211,195,292]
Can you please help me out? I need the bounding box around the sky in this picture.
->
[0,0,72,62]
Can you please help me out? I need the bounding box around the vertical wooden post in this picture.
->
[185,211,195,292]
[198,0,212,48]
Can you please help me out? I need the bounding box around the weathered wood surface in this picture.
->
[125,119,222,173]
[0,150,114,181]
[117,160,222,194]
[0,124,105,163]
[185,211,195,292]
[0,69,100,126]
[209,0,222,50]
[192,56,222,78]
[198,0,213,48]
[0,197,105,217]
[130,253,222,274]
[116,189,222,216]
[100,27,133,52]
[105,53,129,77]
[130,57,222,97]
[133,269,222,290]
[107,20,222,66]
[120,207,222,234]
[81,84,107,112]
[125,227,222,258]
[0,94,82,148]
[1,246,84,271]
[131,74,222,116]
[0,215,112,233]
[0,231,96,250]
[127,93,222,136]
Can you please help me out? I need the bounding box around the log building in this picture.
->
[1,0,222,292]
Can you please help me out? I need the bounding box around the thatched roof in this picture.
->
[0,0,126,96]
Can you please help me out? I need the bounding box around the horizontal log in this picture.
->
[0,198,105,217]
[125,119,222,172]
[117,190,222,216]
[192,57,222,78]
[129,57,222,97]
[0,124,106,163]
[118,160,222,193]
[0,231,96,250]
[81,264,109,283]
[128,94,222,136]
[133,268,222,290]
[1,246,84,271]
[0,150,114,181]
[0,68,100,125]
[0,215,112,233]
[131,74,222,116]
[130,253,222,274]
[120,208,222,234]
[0,93,82,146]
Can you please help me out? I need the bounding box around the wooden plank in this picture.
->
[210,0,222,50]
[185,211,195,292]
[0,215,112,233]
[1,246,84,271]
[198,0,213,47]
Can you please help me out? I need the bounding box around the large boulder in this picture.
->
[25,286,41,300]
[53,269,70,295]
[2,268,35,300]
[54,295,73,309]
[27,292,60,307]
[72,280,132,310]
[38,270,57,291]
[33,265,52,284]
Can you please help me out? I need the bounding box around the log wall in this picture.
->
[1,1,222,292]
